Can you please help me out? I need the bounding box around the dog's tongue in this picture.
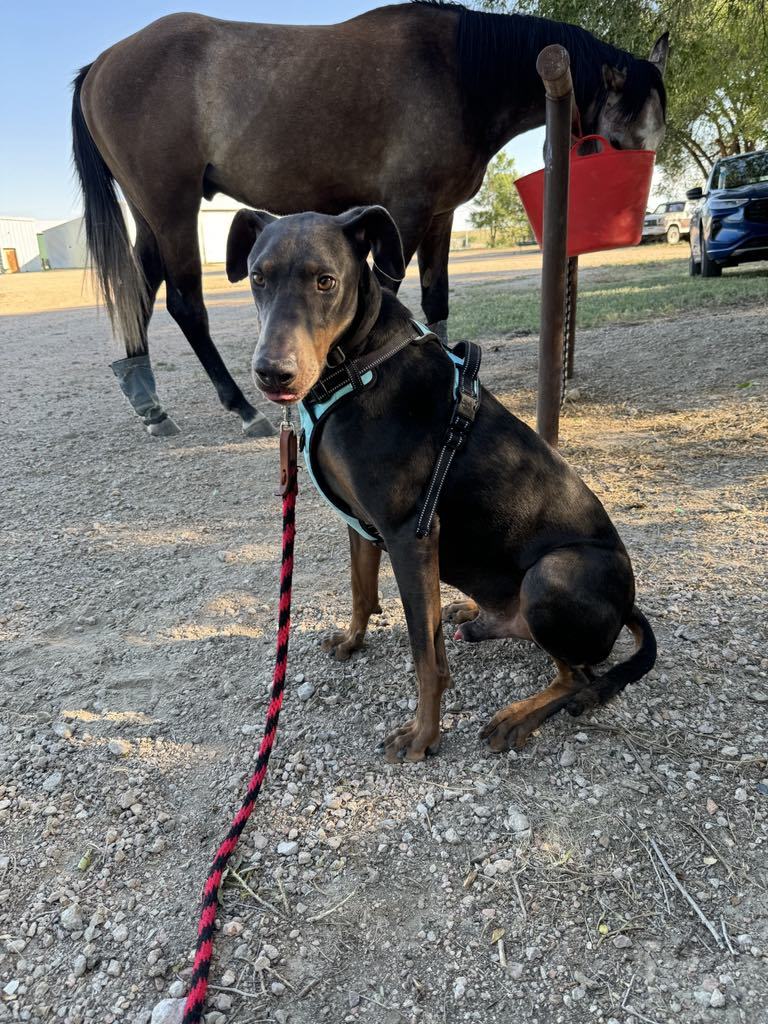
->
[266,392,300,404]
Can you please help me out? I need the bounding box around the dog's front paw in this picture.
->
[383,720,441,763]
[321,628,364,661]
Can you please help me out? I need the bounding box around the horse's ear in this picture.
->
[337,205,405,285]
[601,65,627,93]
[226,209,276,283]
[649,32,669,77]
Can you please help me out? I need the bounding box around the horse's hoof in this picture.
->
[242,413,276,437]
[147,416,181,437]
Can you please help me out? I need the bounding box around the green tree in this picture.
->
[470,153,532,247]
[476,1,768,182]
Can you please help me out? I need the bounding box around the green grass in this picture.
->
[448,258,767,340]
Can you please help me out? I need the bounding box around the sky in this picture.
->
[0,0,546,225]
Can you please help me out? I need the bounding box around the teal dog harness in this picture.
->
[298,320,481,545]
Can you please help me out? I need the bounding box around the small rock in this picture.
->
[297,682,316,702]
[271,982,286,996]
[112,923,129,942]
[277,840,299,856]
[444,828,461,845]
[168,981,186,999]
[508,962,524,980]
[710,989,726,1008]
[108,738,133,757]
[60,904,83,932]
[559,742,576,768]
[453,977,467,1001]
[613,934,632,949]
[42,772,63,793]
[506,807,530,833]
[73,954,87,978]
[150,999,185,1024]
[118,789,139,811]
[348,991,361,1008]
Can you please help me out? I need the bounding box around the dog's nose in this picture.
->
[253,357,298,393]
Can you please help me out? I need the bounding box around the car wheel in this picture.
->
[666,225,681,245]
[689,244,701,276]
[700,241,722,277]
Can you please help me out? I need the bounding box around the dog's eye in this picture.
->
[317,275,336,292]
[252,270,266,287]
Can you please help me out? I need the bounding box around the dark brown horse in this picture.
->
[72,1,668,437]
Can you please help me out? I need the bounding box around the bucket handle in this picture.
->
[572,134,612,157]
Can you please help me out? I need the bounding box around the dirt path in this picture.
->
[1,296,766,1024]
[0,243,686,316]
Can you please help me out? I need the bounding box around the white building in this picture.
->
[0,217,42,272]
[1,195,247,272]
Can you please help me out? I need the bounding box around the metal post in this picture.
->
[535,44,573,447]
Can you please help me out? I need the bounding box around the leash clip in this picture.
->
[276,407,298,497]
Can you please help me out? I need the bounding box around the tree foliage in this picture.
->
[470,154,532,246]
[477,1,768,184]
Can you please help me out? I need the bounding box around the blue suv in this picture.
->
[687,150,768,277]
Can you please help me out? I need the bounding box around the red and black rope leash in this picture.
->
[182,423,298,1024]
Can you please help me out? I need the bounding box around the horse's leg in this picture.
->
[110,211,181,437]
[158,215,274,437]
[417,211,454,343]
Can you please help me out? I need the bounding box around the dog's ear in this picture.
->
[226,209,277,283]
[337,205,405,284]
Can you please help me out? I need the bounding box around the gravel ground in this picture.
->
[1,294,767,1024]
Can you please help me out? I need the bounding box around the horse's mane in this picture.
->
[412,2,666,120]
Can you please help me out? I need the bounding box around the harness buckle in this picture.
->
[456,390,479,424]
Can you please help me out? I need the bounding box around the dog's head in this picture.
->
[226,206,405,404]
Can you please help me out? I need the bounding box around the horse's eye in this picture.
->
[317,275,336,292]
[252,270,265,287]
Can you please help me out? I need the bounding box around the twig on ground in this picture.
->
[625,1005,664,1024]
[513,874,528,921]
[684,820,736,880]
[275,874,291,916]
[226,867,284,918]
[622,973,636,1009]
[305,889,356,923]
[721,916,737,957]
[649,838,724,950]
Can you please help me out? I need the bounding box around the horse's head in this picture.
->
[589,33,669,152]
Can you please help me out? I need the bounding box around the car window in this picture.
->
[715,151,768,189]
[669,202,685,212]
[653,204,666,214]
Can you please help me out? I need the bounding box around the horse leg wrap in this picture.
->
[111,355,181,437]
[428,319,448,344]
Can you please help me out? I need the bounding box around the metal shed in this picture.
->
[0,217,42,272]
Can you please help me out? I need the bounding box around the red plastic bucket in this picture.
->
[515,135,655,257]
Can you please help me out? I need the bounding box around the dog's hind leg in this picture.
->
[443,598,479,625]
[480,661,588,752]
[322,529,382,661]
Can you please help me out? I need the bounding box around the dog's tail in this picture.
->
[71,63,147,353]
[571,606,657,713]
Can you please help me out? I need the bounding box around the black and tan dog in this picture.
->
[227,205,656,763]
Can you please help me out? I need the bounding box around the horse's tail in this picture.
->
[71,64,147,353]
